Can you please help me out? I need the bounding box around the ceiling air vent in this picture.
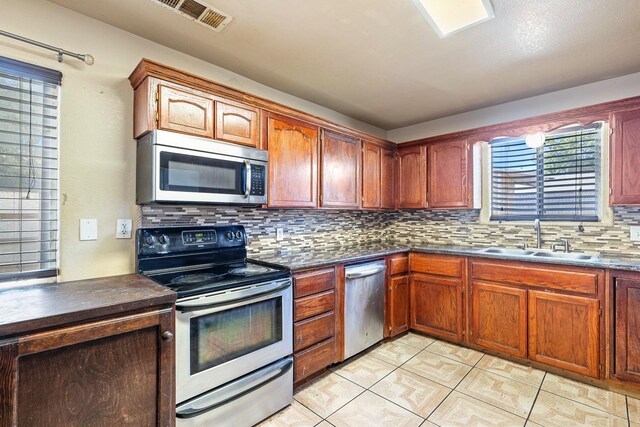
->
[150,0,233,32]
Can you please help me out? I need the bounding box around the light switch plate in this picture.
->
[116,219,132,239]
[276,228,284,241]
[631,225,640,241]
[80,219,98,241]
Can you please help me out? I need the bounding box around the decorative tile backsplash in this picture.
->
[140,206,390,256]
[389,207,640,256]
[140,205,640,257]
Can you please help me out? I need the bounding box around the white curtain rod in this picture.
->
[0,30,94,65]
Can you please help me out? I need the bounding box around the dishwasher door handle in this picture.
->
[345,266,386,279]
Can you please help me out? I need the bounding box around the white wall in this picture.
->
[388,71,640,142]
[1,0,385,281]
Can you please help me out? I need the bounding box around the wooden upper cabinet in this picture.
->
[362,142,381,209]
[214,99,260,147]
[397,145,427,209]
[320,130,361,208]
[614,275,640,382]
[471,282,527,358]
[610,108,640,205]
[381,148,396,209]
[528,290,600,378]
[157,84,214,138]
[362,142,395,210]
[428,139,472,209]
[267,114,318,208]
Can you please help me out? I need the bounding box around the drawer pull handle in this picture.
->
[161,331,174,342]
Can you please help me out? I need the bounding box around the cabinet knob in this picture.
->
[161,331,174,342]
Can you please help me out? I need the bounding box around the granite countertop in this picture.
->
[251,244,640,272]
[0,274,176,338]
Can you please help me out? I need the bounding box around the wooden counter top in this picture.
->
[0,274,175,338]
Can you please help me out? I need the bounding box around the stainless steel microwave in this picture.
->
[136,130,268,205]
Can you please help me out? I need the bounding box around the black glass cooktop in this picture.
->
[145,259,290,298]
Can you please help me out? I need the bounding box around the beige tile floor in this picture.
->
[258,332,637,427]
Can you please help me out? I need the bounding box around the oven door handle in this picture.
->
[175,279,291,312]
[175,356,293,419]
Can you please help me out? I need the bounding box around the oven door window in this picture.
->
[190,297,283,374]
[160,151,244,195]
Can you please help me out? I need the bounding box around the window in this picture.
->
[0,57,61,282]
[490,123,602,222]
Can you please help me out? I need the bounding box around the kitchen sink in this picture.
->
[530,251,598,261]
[479,247,599,262]
[480,248,536,256]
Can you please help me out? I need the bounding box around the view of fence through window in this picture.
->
[490,123,601,221]
[0,59,61,281]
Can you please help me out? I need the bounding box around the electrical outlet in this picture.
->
[631,226,640,241]
[276,228,284,241]
[116,219,132,239]
[80,219,97,241]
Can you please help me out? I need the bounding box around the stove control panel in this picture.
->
[137,225,246,257]
[183,230,217,245]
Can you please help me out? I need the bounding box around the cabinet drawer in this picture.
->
[410,253,464,278]
[294,338,335,383]
[294,311,335,352]
[471,260,602,295]
[294,267,336,298]
[388,255,408,276]
[294,290,335,322]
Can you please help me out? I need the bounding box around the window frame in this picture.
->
[0,56,62,284]
[488,123,604,223]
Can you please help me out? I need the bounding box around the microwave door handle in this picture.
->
[244,160,251,198]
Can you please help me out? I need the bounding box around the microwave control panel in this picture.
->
[250,164,266,196]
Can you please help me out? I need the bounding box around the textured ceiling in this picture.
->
[48,0,640,130]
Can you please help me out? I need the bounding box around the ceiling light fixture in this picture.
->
[525,132,546,149]
[412,0,495,38]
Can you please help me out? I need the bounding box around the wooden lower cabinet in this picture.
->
[470,282,527,358]
[614,275,640,382]
[528,290,600,378]
[410,274,463,341]
[0,308,174,426]
[292,267,337,384]
[388,275,409,337]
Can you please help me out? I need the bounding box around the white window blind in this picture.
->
[0,57,61,282]
[490,123,601,222]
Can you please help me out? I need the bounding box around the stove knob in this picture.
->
[145,235,156,246]
[158,235,170,245]
[235,231,243,240]
[226,231,234,240]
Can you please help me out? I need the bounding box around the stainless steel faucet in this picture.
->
[533,219,542,249]
[551,238,571,253]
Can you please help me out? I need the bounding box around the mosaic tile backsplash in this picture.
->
[140,206,640,257]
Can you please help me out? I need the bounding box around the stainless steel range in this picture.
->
[136,225,293,427]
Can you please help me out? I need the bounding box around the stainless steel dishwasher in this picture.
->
[344,260,387,359]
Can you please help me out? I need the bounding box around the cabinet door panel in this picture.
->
[389,275,409,337]
[471,282,527,357]
[157,84,214,138]
[362,142,381,208]
[397,145,427,209]
[215,99,260,147]
[611,108,640,205]
[428,140,471,208]
[320,130,360,208]
[410,274,463,341]
[529,290,599,377]
[267,115,318,207]
[381,148,396,209]
[614,277,640,382]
